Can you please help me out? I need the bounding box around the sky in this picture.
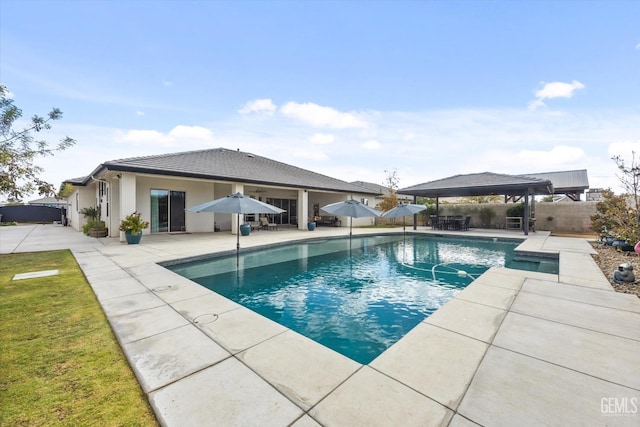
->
[1,0,639,201]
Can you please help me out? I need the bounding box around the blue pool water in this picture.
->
[168,235,557,364]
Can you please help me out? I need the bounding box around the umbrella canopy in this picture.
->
[321,199,382,219]
[382,203,427,236]
[186,192,285,264]
[321,199,382,248]
[382,203,427,219]
[187,192,285,215]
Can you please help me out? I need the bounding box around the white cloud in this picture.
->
[308,133,335,145]
[636,43,640,50]
[135,111,145,116]
[168,125,214,141]
[280,101,368,129]
[516,145,588,168]
[162,80,173,87]
[360,140,381,150]
[32,105,640,201]
[528,80,585,110]
[239,99,277,115]
[116,125,213,147]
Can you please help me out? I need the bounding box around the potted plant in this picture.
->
[79,206,108,237]
[119,212,150,244]
[240,223,251,236]
[307,218,316,231]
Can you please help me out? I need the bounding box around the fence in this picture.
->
[0,205,66,224]
[376,201,597,234]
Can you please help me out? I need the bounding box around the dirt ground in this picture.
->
[550,232,639,298]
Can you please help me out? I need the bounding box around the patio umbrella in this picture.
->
[382,203,427,237]
[186,192,285,265]
[321,199,382,250]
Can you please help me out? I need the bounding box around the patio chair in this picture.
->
[259,216,278,231]
[462,215,471,231]
[430,215,442,230]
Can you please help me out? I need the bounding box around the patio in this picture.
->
[2,224,639,426]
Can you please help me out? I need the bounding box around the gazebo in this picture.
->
[398,172,554,235]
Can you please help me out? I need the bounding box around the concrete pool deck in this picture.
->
[2,224,639,426]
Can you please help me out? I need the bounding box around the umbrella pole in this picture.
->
[236,213,240,267]
[349,217,353,253]
[403,216,406,238]
[403,216,407,262]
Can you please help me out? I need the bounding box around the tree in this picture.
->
[612,152,640,225]
[379,168,399,213]
[0,84,75,201]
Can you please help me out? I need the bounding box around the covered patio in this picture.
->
[399,172,554,235]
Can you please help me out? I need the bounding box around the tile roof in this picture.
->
[69,148,376,194]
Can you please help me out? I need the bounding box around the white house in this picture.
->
[64,147,378,240]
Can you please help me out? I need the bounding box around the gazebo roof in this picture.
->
[398,172,554,198]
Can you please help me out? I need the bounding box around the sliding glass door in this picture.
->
[265,198,297,225]
[151,189,185,233]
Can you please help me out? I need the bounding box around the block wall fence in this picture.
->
[378,201,598,234]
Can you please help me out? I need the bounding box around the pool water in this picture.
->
[168,235,556,364]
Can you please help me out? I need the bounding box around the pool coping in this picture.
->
[4,225,640,426]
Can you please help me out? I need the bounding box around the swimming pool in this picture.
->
[167,234,557,364]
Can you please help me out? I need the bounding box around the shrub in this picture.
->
[591,188,639,243]
[506,203,525,218]
[479,207,496,228]
[82,220,106,236]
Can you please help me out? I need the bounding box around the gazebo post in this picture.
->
[413,195,418,230]
[523,189,530,235]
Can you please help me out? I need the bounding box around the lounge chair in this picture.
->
[259,216,278,230]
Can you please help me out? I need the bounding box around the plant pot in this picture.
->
[308,221,316,231]
[240,224,251,236]
[89,227,108,238]
[125,230,142,244]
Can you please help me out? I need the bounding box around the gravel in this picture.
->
[591,243,640,298]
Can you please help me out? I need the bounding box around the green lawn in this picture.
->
[0,250,158,426]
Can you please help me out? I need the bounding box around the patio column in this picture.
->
[298,189,309,230]
[118,173,136,242]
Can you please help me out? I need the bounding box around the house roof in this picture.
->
[398,172,554,198]
[66,148,377,195]
[28,197,67,206]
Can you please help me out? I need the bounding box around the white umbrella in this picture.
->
[187,192,285,264]
[382,203,427,236]
[321,199,382,249]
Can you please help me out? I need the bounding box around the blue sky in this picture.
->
[2,0,639,199]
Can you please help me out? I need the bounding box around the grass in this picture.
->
[0,250,158,426]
